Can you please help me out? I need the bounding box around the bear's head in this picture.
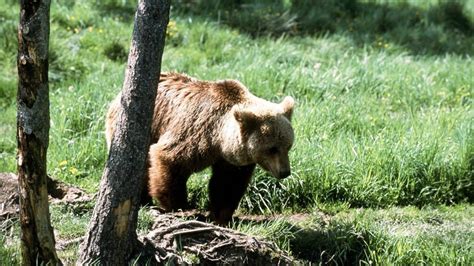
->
[232,96,295,179]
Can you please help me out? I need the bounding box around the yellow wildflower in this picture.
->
[69,167,79,175]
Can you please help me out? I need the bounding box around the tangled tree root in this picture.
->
[141,212,294,264]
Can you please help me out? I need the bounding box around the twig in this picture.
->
[169,226,215,237]
[204,238,235,253]
[56,236,85,250]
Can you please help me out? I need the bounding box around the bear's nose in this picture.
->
[279,170,291,179]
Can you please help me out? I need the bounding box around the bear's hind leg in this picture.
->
[209,160,256,225]
[148,144,190,211]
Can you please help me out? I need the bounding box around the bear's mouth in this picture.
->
[258,155,291,179]
[258,163,287,179]
[277,169,291,179]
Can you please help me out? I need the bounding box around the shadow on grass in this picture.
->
[289,223,370,264]
[94,0,136,22]
[172,0,473,56]
[85,0,473,55]
[233,216,373,264]
[164,210,372,263]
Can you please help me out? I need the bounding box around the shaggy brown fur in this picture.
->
[106,72,295,224]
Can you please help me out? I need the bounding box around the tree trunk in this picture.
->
[78,0,170,264]
[17,0,61,265]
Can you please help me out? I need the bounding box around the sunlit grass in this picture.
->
[0,0,472,264]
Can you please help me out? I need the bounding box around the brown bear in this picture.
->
[105,72,295,224]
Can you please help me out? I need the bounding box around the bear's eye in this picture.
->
[268,147,279,155]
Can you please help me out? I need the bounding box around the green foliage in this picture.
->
[103,42,128,62]
[235,205,474,264]
[0,1,474,213]
[173,0,474,55]
[137,206,156,235]
[0,0,472,263]
[0,236,20,266]
[1,0,472,210]
[0,216,20,265]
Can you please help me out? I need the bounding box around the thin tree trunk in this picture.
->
[17,0,61,265]
[78,0,170,264]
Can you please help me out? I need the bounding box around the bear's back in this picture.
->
[157,72,248,107]
[149,72,249,155]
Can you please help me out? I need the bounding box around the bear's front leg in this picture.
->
[148,144,190,211]
[209,160,256,225]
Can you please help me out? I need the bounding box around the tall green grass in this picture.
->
[0,0,472,209]
[231,204,473,264]
[175,0,474,55]
[2,0,473,262]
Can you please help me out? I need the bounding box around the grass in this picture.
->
[233,204,474,264]
[0,0,473,264]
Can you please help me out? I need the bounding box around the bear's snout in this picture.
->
[279,169,291,179]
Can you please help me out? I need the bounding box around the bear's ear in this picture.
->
[281,96,295,121]
[234,108,259,130]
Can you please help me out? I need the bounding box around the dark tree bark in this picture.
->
[78,0,170,264]
[16,0,61,265]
